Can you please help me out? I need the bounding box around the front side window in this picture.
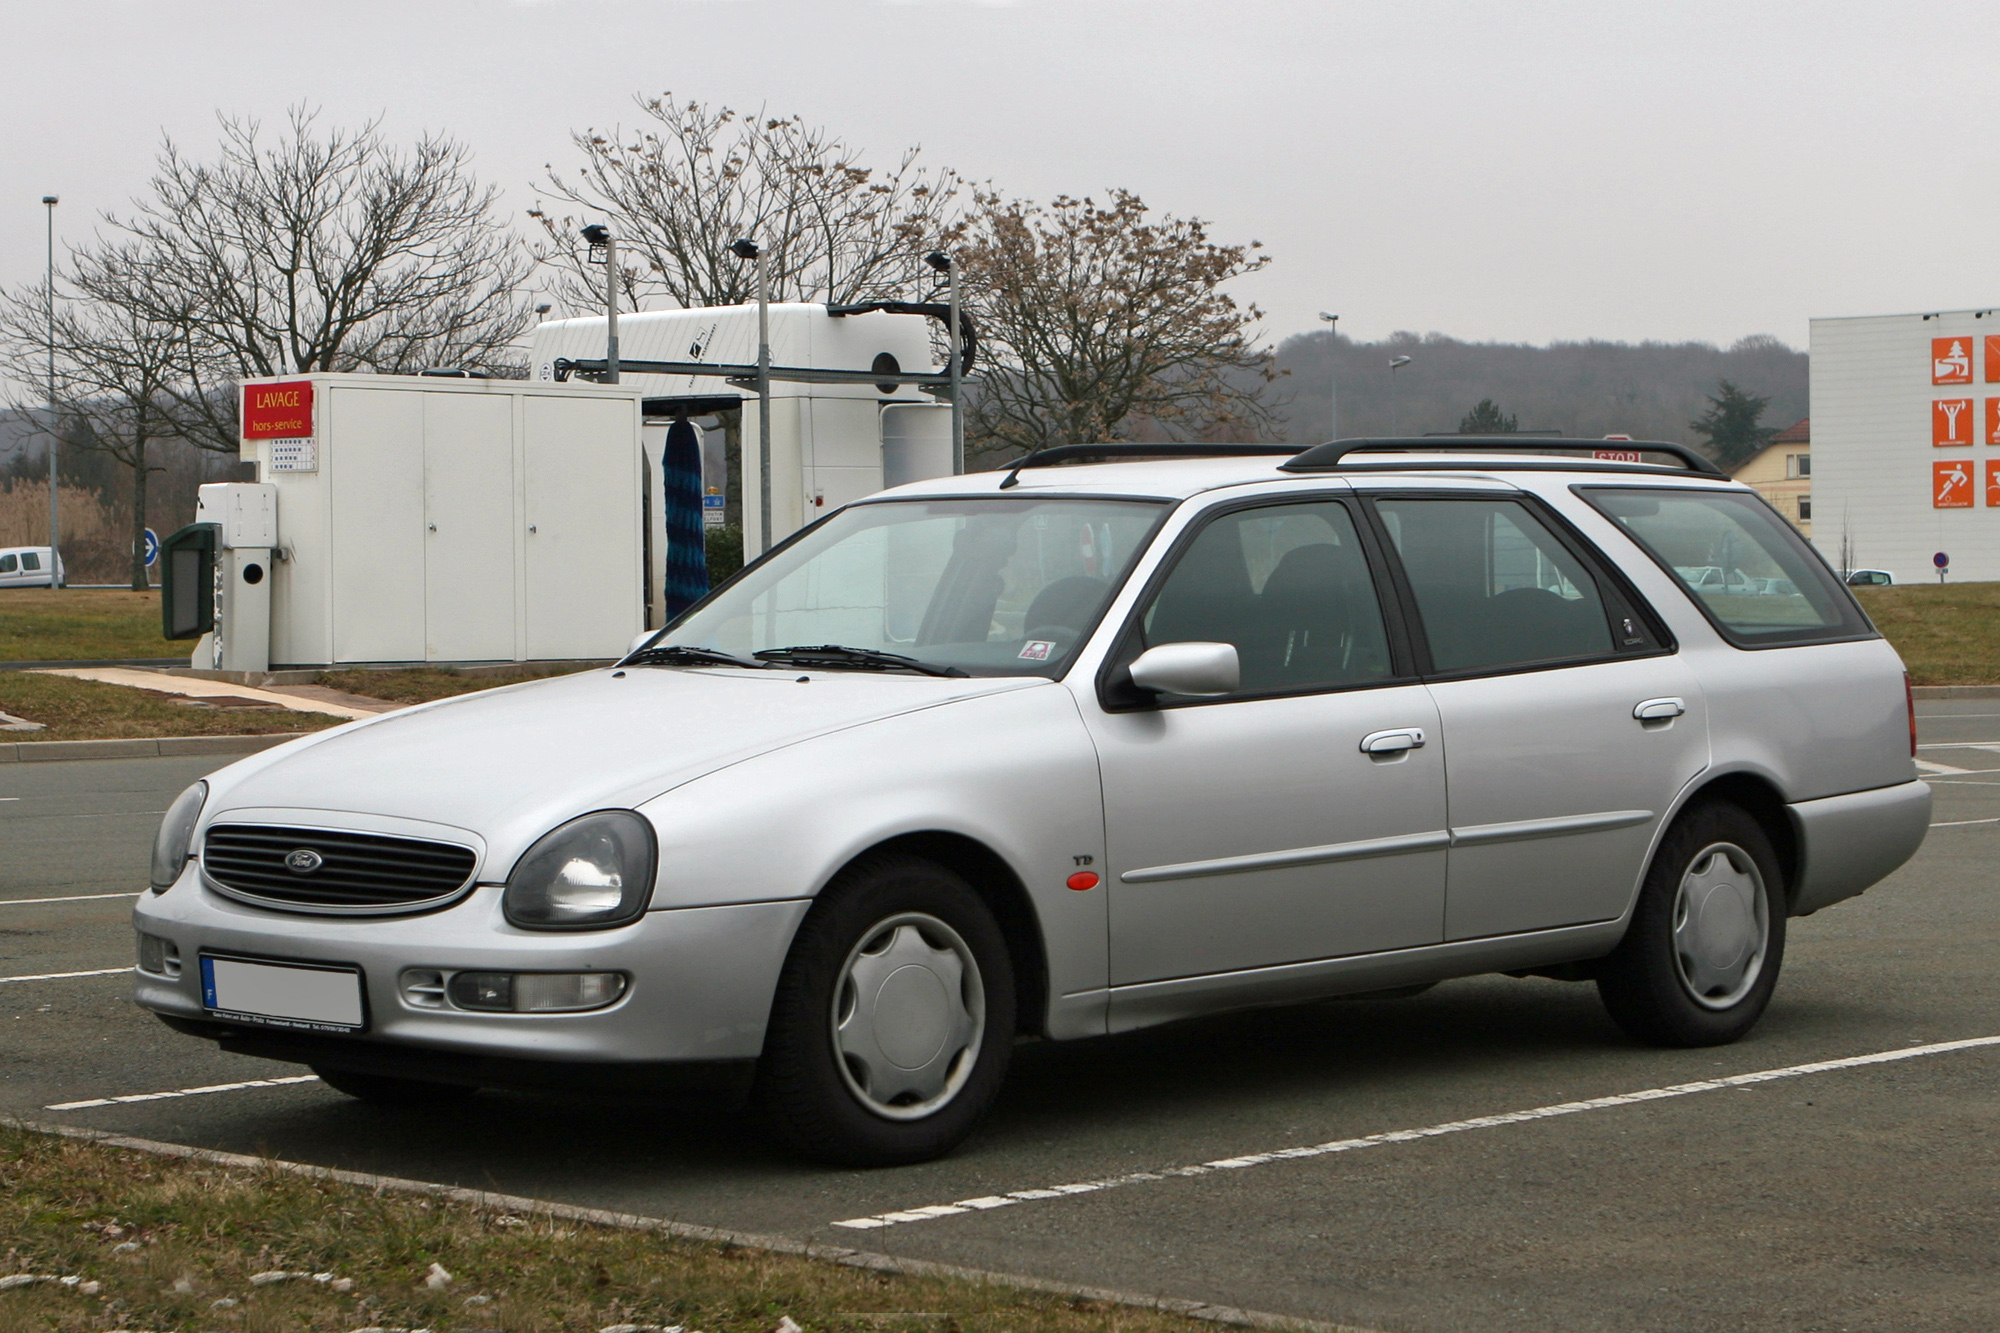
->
[660,497,1165,677]
[1140,500,1395,694]
[1376,498,1614,674]
[20,552,39,572]
[1581,487,1870,646]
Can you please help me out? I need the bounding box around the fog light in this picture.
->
[443,971,626,1013]
[136,932,180,977]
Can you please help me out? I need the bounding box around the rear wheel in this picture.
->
[1597,802,1786,1047]
[755,854,1015,1166]
[311,1066,477,1107]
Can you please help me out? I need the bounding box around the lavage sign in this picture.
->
[242,381,314,439]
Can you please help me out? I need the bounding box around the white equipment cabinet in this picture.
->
[530,304,956,552]
[237,374,645,666]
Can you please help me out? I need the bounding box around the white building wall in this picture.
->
[1811,308,2000,582]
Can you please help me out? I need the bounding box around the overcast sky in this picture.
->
[5,0,1996,358]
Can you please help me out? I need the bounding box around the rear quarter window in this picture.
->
[1578,487,1874,647]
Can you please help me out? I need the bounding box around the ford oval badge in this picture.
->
[285,848,325,875]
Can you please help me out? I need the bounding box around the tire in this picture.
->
[311,1066,478,1107]
[755,854,1016,1166]
[1597,801,1787,1047]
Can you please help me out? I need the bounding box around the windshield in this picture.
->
[655,497,1168,677]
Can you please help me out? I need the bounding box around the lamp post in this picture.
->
[579,224,618,383]
[926,251,963,474]
[730,238,772,554]
[42,195,60,588]
[1389,353,1413,435]
[1317,311,1339,441]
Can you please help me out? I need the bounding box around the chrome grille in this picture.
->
[201,824,478,913]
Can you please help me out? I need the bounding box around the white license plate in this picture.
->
[200,955,365,1033]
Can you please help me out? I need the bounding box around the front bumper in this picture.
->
[1787,778,1932,915]
[133,863,811,1068]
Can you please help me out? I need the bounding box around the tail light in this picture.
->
[1906,672,1917,759]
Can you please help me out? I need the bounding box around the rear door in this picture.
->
[1365,487,1709,939]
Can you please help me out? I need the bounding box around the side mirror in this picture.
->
[1128,641,1239,698]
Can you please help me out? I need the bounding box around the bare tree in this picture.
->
[957,189,1278,461]
[0,271,208,587]
[82,106,534,452]
[530,95,965,312]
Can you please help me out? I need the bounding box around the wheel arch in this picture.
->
[827,830,1051,1039]
[1673,771,1800,910]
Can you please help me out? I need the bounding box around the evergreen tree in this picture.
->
[1689,379,1778,470]
[1458,398,1517,433]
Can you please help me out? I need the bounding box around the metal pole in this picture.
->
[947,262,963,475]
[755,249,772,555]
[43,195,60,589]
[1318,312,1339,440]
[603,233,619,385]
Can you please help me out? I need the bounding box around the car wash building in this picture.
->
[1811,307,2000,581]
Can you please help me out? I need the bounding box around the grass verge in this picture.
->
[1853,582,2000,685]
[0,589,174,663]
[0,1126,1210,1333]
[314,664,595,705]
[0,673,336,742]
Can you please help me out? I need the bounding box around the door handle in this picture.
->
[1633,697,1686,721]
[1360,727,1426,754]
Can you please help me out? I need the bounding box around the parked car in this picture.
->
[1845,569,1895,587]
[135,439,1930,1165]
[0,546,64,588]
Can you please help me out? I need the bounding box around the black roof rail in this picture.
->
[996,442,1303,489]
[1280,436,1727,478]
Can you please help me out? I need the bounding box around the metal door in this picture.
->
[523,395,643,660]
[422,393,516,662]
[330,388,425,663]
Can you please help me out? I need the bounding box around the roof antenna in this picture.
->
[998,448,1043,489]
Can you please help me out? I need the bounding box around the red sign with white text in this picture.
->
[1935,459,1974,508]
[242,380,314,440]
[1934,337,1973,385]
[1594,448,1642,462]
[1934,398,1974,446]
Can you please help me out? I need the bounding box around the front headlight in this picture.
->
[150,781,207,891]
[502,810,657,930]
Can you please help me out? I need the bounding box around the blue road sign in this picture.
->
[1934,551,1950,570]
[142,528,160,568]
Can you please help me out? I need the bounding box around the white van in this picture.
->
[0,546,65,588]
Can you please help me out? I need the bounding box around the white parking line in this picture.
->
[45,1073,321,1112]
[0,892,141,907]
[0,966,132,984]
[829,1036,2000,1231]
[1928,816,2000,827]
[1916,759,1972,774]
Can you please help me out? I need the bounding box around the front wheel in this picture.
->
[755,854,1015,1166]
[1597,802,1787,1047]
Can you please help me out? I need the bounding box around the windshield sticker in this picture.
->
[1018,640,1055,661]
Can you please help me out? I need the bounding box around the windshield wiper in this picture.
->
[753,644,969,678]
[625,643,769,670]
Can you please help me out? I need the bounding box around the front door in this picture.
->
[1370,493,1710,939]
[1080,497,1450,987]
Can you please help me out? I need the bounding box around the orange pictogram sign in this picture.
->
[1989,398,2000,446]
[1935,398,1974,446]
[1935,459,1974,508]
[1987,335,2000,383]
[1987,460,2000,507]
[1934,337,1973,385]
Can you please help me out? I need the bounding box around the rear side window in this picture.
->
[0,554,15,573]
[1375,497,1615,674]
[1580,487,1872,646]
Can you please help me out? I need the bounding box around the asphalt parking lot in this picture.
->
[5,708,1997,1333]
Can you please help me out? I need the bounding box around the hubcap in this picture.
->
[1671,841,1769,1010]
[831,912,984,1121]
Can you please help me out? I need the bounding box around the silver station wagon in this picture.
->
[136,439,1931,1165]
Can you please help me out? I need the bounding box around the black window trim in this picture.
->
[1572,483,1880,651]
[1094,490,1422,713]
[1355,488,1679,684]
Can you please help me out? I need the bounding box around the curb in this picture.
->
[0,733,302,765]
[2,1116,1373,1333]
[1912,685,2000,699]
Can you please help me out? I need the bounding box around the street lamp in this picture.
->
[42,195,60,589]
[926,251,964,474]
[1317,311,1339,441]
[731,237,773,554]
[1389,354,1413,435]
[579,224,618,384]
